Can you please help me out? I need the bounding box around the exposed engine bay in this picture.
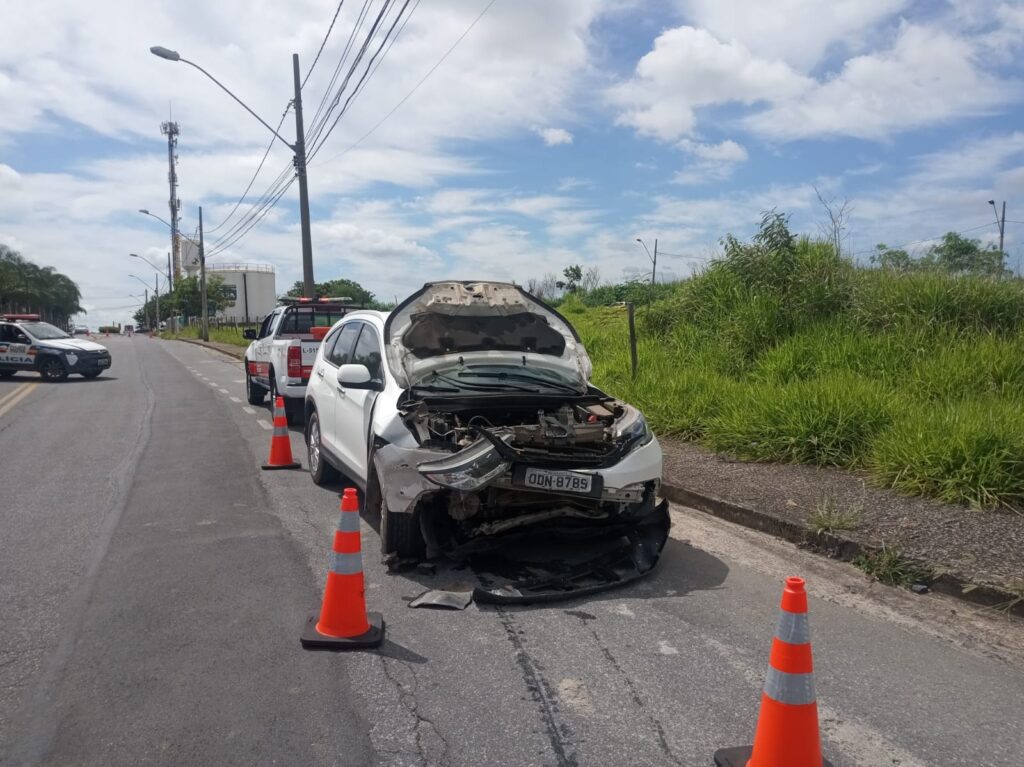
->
[373,392,670,602]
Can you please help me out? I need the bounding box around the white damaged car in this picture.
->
[304,281,669,602]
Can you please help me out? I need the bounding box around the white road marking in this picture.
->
[229,396,242,403]
[233,379,245,383]
[218,388,229,394]
[257,420,272,430]
[242,406,257,415]
[657,641,679,656]
[207,381,219,387]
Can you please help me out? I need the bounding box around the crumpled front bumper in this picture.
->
[470,497,671,604]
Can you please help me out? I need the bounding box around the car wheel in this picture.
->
[370,466,424,558]
[38,357,68,382]
[81,370,102,379]
[0,370,15,379]
[306,411,341,486]
[268,370,279,406]
[245,368,265,405]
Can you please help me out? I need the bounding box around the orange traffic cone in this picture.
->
[301,488,385,650]
[714,577,833,767]
[260,396,301,470]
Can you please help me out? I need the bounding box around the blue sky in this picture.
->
[1,0,1022,325]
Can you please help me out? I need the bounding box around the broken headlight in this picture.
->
[417,438,510,491]
[614,409,653,447]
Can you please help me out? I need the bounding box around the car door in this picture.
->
[253,310,280,386]
[335,322,385,481]
[315,321,361,456]
[0,324,34,370]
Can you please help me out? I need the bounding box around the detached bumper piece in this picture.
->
[471,498,670,604]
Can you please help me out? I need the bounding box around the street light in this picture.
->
[635,237,658,285]
[989,199,1006,258]
[139,208,173,229]
[149,44,316,297]
[129,272,163,332]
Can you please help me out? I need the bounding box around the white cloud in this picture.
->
[673,139,748,185]
[536,127,574,146]
[678,0,909,70]
[608,26,809,141]
[744,24,1015,140]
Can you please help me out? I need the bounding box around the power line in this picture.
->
[307,0,375,142]
[207,176,296,257]
[850,221,996,257]
[206,168,294,255]
[205,102,293,235]
[313,0,497,167]
[305,0,397,152]
[302,0,347,89]
[308,0,416,160]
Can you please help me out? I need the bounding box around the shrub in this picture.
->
[704,376,896,467]
[851,270,1024,333]
[869,398,1024,510]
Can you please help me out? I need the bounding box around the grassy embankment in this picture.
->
[560,238,1024,511]
[164,324,250,348]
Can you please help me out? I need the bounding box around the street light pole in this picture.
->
[154,274,160,333]
[989,200,1007,256]
[199,205,208,342]
[635,238,658,285]
[150,45,316,296]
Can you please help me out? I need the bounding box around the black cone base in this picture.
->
[300,612,385,651]
[261,461,302,471]
[714,746,833,767]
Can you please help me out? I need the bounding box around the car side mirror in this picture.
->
[337,363,383,390]
[243,329,258,340]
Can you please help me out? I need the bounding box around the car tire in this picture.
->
[38,357,68,382]
[245,368,265,405]
[369,465,424,558]
[81,370,102,379]
[306,411,341,486]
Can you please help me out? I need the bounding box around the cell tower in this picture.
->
[161,120,182,281]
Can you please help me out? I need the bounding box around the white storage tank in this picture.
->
[206,263,277,323]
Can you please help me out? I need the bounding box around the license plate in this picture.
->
[97,358,110,368]
[517,467,596,495]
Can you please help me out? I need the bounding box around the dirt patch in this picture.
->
[659,438,1024,595]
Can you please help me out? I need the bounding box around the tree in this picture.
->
[870,244,916,272]
[814,185,853,257]
[286,278,377,306]
[926,232,1005,276]
[581,266,602,292]
[556,264,583,292]
[0,244,83,325]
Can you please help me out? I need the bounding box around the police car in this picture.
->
[0,314,112,381]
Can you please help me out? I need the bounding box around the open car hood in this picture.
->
[383,281,593,390]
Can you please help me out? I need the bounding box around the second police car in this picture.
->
[0,314,112,381]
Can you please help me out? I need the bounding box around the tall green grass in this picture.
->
[569,217,1024,511]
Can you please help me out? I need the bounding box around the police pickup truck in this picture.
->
[0,314,112,381]
[243,298,355,424]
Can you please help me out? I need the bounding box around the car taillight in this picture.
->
[287,346,302,377]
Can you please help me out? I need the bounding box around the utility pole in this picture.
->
[154,274,161,334]
[161,121,182,281]
[292,53,315,298]
[144,288,150,328]
[652,238,658,285]
[166,252,173,292]
[199,205,209,342]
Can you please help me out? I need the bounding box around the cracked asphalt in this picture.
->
[2,336,1023,766]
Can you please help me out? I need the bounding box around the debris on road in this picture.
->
[408,589,474,610]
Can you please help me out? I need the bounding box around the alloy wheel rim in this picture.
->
[309,421,320,472]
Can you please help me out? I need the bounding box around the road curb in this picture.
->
[173,337,245,361]
[661,482,1023,618]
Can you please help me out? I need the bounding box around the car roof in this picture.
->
[338,309,388,328]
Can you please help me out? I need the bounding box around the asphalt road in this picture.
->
[1,335,1023,767]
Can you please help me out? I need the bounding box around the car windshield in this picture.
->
[416,364,582,394]
[21,322,70,340]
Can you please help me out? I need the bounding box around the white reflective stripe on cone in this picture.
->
[330,551,363,575]
[764,667,816,705]
[337,513,361,532]
[775,611,811,645]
